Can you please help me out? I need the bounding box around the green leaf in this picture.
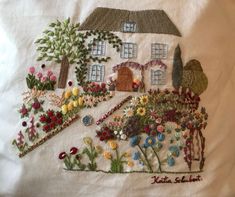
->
[49,22,56,27]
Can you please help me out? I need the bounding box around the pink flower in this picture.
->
[29,66,35,74]
[41,76,47,82]
[47,70,53,77]
[156,118,162,124]
[157,125,164,133]
[37,72,43,79]
[50,75,56,81]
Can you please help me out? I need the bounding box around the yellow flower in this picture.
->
[67,101,73,111]
[78,97,84,106]
[140,95,149,105]
[72,87,79,96]
[64,90,72,99]
[103,151,112,160]
[108,140,118,150]
[95,145,103,154]
[123,151,131,158]
[73,100,78,107]
[61,104,68,114]
[127,161,134,167]
[83,137,92,145]
[137,107,146,116]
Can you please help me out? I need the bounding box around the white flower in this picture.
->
[120,134,127,140]
[130,97,139,106]
[114,130,118,135]
[119,130,123,135]
[124,107,134,117]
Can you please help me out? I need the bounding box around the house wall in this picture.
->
[104,32,180,91]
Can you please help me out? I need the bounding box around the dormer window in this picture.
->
[151,43,168,59]
[122,22,136,33]
[91,41,105,56]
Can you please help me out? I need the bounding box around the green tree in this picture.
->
[172,44,183,89]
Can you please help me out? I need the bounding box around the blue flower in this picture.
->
[169,146,180,157]
[132,152,141,160]
[130,136,141,147]
[82,115,93,126]
[156,142,163,149]
[167,157,175,167]
[144,136,156,148]
[157,133,165,141]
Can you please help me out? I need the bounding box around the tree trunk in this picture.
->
[58,56,69,89]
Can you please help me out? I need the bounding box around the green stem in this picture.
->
[151,146,162,173]
[137,144,153,173]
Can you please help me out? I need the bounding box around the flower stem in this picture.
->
[137,144,153,173]
[151,146,162,173]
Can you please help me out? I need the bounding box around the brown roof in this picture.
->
[78,7,181,36]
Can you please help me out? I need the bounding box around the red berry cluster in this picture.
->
[96,126,115,141]
[83,82,107,94]
[39,110,63,132]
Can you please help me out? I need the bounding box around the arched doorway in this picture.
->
[116,67,133,91]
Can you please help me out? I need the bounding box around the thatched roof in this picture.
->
[79,7,181,37]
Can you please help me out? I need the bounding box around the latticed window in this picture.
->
[151,43,168,59]
[121,43,137,59]
[122,22,136,32]
[88,64,105,82]
[91,41,105,56]
[151,69,166,85]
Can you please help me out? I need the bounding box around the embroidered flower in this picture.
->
[157,125,164,133]
[132,151,141,160]
[47,70,53,77]
[155,118,162,124]
[19,104,28,117]
[82,115,93,126]
[58,152,67,160]
[130,136,141,147]
[95,145,103,154]
[78,97,84,106]
[37,72,43,79]
[108,140,118,150]
[167,156,175,167]
[103,151,112,160]
[144,136,156,147]
[29,66,35,74]
[124,107,134,117]
[70,147,78,155]
[83,137,92,145]
[72,87,79,96]
[169,146,180,157]
[137,107,146,116]
[41,76,47,82]
[127,161,134,167]
[130,97,139,106]
[157,133,165,141]
[61,104,68,114]
[140,95,149,105]
[64,90,72,99]
[67,101,73,111]
[73,100,78,108]
[50,75,56,81]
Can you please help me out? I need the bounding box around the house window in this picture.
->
[91,41,105,56]
[121,43,137,59]
[88,64,105,82]
[122,22,136,32]
[151,69,166,85]
[151,43,168,59]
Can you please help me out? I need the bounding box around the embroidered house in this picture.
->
[79,7,181,91]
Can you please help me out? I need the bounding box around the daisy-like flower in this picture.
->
[137,107,146,116]
[124,107,134,117]
[130,97,139,106]
[140,95,149,105]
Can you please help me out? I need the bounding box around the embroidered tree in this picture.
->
[35,18,82,88]
[181,59,208,95]
[172,44,183,89]
[75,30,122,86]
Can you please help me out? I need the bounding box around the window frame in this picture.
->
[88,64,105,82]
[120,42,137,59]
[151,69,166,85]
[122,22,137,33]
[91,41,106,56]
[151,43,168,59]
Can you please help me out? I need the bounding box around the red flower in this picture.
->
[32,101,41,110]
[20,106,28,116]
[47,110,54,117]
[39,115,47,123]
[50,122,56,129]
[56,112,62,118]
[58,152,67,160]
[51,116,57,122]
[43,125,50,132]
[101,83,106,88]
[57,118,63,125]
[70,147,78,155]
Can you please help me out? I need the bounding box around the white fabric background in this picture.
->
[0,0,235,196]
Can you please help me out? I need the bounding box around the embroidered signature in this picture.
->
[151,175,202,184]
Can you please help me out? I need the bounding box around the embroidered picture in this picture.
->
[13,7,209,177]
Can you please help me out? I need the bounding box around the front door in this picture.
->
[116,67,133,91]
